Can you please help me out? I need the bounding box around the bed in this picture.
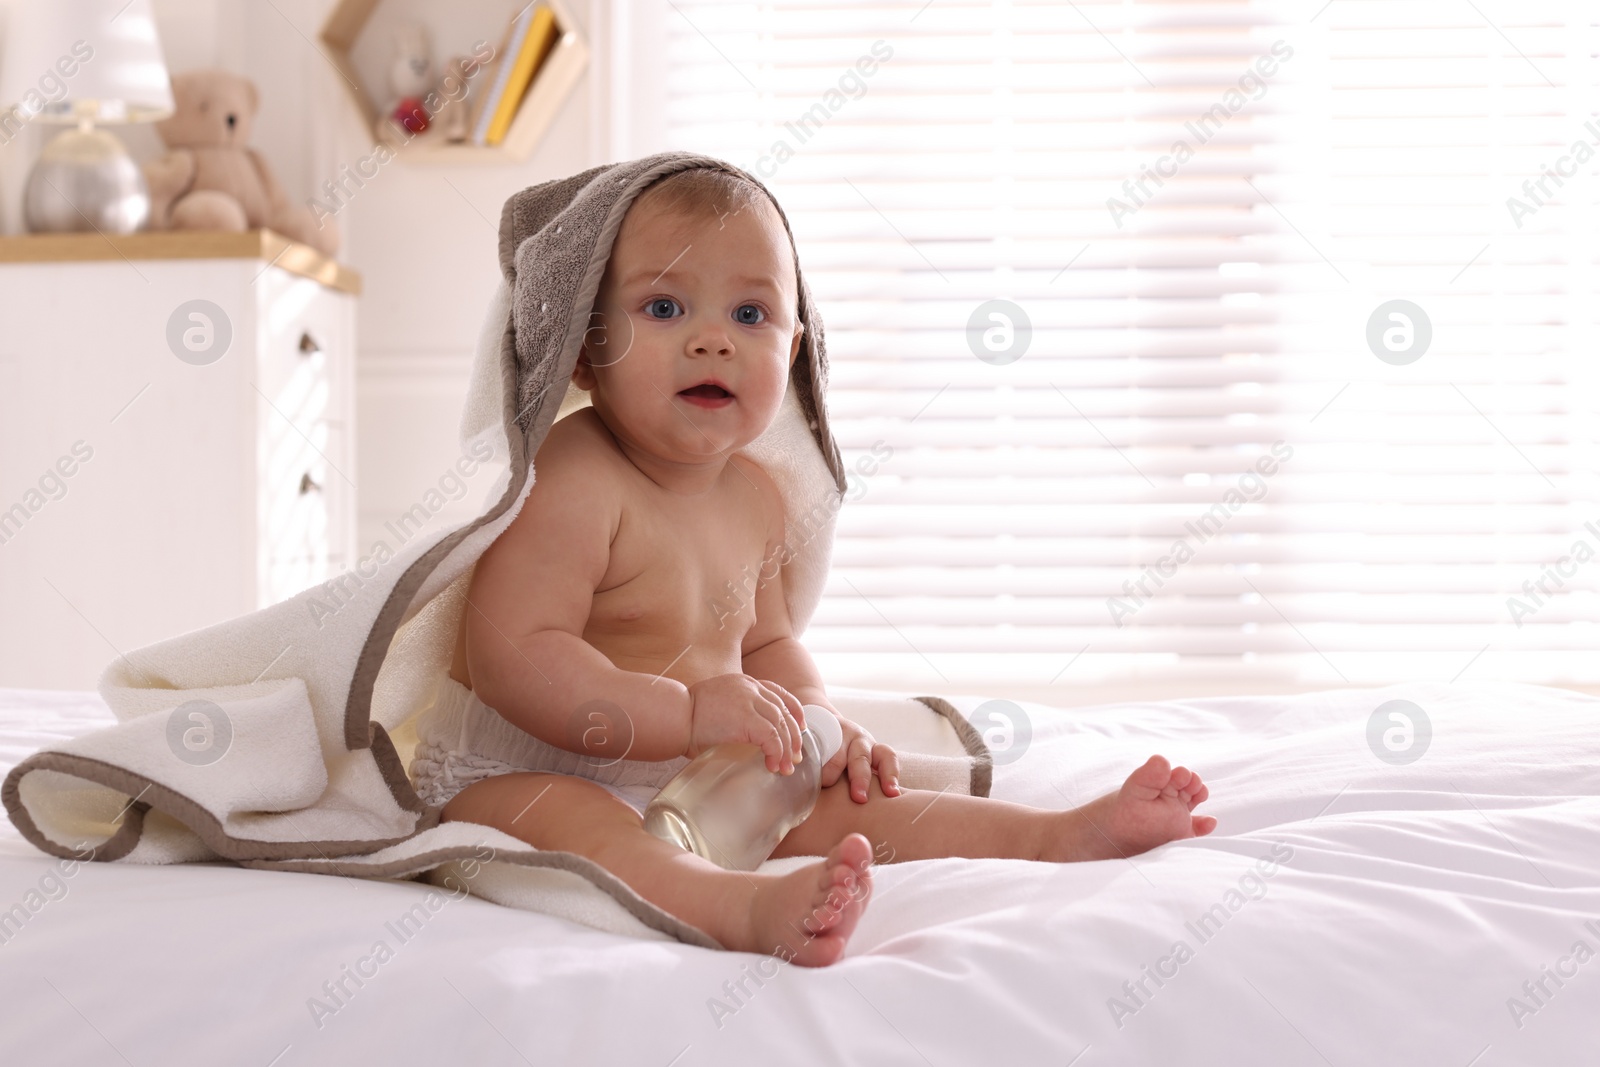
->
[2,680,1594,1064]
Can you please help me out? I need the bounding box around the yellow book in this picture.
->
[485,5,560,146]
[466,11,521,140]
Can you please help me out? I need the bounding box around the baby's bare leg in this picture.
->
[772,776,1053,863]
[442,771,874,965]
[772,755,1216,865]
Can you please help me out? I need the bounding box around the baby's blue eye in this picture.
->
[646,298,681,319]
[735,304,765,325]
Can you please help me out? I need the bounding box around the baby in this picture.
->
[434,166,1215,966]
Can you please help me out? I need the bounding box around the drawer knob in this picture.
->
[299,472,321,494]
[298,332,321,356]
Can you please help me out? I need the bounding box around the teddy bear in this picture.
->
[142,69,339,258]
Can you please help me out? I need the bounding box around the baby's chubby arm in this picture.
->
[740,470,902,803]
[461,426,694,763]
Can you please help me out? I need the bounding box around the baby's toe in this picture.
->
[1127,754,1173,795]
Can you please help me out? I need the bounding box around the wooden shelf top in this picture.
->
[0,229,362,295]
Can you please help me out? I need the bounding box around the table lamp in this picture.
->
[0,0,174,234]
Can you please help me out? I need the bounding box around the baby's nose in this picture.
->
[692,329,733,354]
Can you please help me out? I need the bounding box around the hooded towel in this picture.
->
[2,151,993,947]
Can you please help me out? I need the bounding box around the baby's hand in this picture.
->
[686,673,806,774]
[820,715,902,804]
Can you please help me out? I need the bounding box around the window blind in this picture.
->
[620,0,1600,698]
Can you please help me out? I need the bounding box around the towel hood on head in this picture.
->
[501,152,846,487]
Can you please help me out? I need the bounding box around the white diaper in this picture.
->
[408,677,691,816]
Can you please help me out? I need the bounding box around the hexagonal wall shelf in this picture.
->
[319,0,587,163]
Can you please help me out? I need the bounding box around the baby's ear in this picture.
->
[788,319,805,365]
[571,349,596,391]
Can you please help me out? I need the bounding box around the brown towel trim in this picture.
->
[246,847,722,951]
[912,695,995,798]
[2,751,427,863]
[340,316,529,754]
[1,752,719,948]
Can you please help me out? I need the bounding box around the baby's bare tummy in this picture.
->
[583,473,770,687]
[448,430,775,693]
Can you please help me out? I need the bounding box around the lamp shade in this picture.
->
[0,0,173,124]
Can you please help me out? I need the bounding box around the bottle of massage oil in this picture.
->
[643,705,843,872]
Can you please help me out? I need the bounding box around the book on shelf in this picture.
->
[468,4,562,148]
[469,4,532,146]
[484,5,560,146]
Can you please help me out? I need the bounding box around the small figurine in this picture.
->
[376,22,433,144]
[440,55,476,143]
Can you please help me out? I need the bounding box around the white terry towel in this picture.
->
[2,152,994,948]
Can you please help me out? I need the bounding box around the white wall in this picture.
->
[1,0,619,560]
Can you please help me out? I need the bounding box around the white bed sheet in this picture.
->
[1,681,1595,1065]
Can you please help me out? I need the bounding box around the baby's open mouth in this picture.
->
[678,383,733,400]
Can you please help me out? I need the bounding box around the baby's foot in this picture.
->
[742,832,874,967]
[1044,755,1216,863]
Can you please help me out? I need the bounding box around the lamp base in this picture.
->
[23,126,150,235]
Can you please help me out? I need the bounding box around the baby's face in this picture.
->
[572,195,803,469]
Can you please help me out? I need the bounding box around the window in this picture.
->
[616,0,1600,700]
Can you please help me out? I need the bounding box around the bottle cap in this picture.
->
[800,703,842,765]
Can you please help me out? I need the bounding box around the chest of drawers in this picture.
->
[0,230,360,689]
